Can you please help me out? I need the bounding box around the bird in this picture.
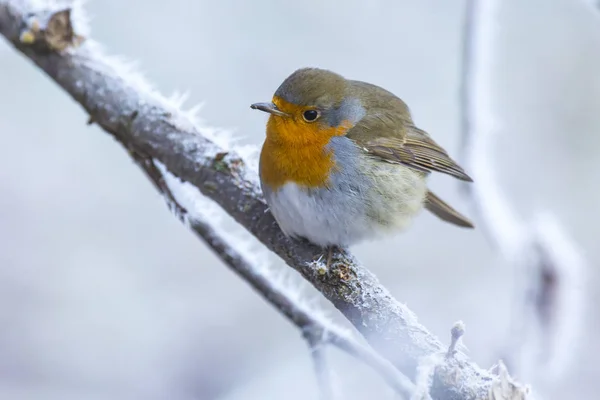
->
[251,67,473,266]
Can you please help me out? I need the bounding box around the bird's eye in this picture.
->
[302,109,320,122]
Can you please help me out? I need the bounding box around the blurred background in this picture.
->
[1,0,599,398]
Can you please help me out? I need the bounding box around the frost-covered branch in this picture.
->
[1,1,504,398]
[459,0,586,386]
[131,149,416,398]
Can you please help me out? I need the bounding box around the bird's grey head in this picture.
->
[273,68,366,128]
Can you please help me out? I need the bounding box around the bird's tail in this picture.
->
[424,190,474,229]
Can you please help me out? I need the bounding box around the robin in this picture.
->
[251,68,473,266]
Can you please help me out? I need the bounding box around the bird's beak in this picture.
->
[250,102,290,117]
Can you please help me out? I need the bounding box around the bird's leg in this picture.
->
[326,247,333,269]
[325,245,339,269]
[308,243,341,270]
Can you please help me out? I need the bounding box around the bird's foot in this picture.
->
[326,246,336,269]
[312,245,341,272]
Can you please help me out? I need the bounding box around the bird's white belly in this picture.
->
[265,182,373,247]
[264,167,427,247]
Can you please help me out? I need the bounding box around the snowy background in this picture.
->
[1,0,599,399]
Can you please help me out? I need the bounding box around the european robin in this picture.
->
[251,68,473,265]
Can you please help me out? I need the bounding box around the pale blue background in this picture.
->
[1,0,599,399]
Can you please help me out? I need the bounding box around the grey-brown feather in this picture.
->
[425,191,474,228]
[343,81,472,182]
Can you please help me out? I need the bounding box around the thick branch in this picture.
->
[131,151,416,398]
[0,1,496,398]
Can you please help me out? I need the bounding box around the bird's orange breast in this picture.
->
[260,136,335,189]
[259,96,352,190]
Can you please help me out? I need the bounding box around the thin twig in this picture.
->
[458,0,520,252]
[305,329,335,400]
[458,0,477,167]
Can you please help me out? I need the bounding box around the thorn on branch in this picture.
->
[446,320,465,359]
[214,151,229,162]
[19,8,84,52]
[211,151,244,175]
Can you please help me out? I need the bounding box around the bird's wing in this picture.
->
[349,123,472,182]
[344,80,472,182]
